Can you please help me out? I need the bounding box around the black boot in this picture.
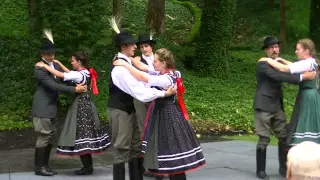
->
[256,148,269,179]
[129,158,143,180]
[113,162,125,180]
[74,154,94,175]
[278,143,289,178]
[169,173,186,180]
[34,147,54,176]
[44,144,57,175]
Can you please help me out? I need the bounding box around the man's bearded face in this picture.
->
[265,44,280,59]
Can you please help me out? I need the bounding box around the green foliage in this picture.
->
[39,0,110,56]
[0,0,28,37]
[170,0,202,44]
[0,36,38,125]
[194,0,236,77]
[233,0,310,52]
[0,115,32,131]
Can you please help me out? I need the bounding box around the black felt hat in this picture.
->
[262,36,281,50]
[136,33,156,46]
[40,29,56,53]
[114,31,136,46]
[40,39,56,53]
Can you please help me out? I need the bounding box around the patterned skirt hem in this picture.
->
[56,143,111,156]
[290,133,320,145]
[148,160,206,176]
[290,139,320,146]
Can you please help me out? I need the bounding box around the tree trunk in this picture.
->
[27,0,41,37]
[279,0,286,52]
[146,0,165,34]
[310,0,320,52]
[112,0,122,29]
[194,0,236,78]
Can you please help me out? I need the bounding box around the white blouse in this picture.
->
[146,70,181,90]
[289,57,318,74]
[63,69,90,83]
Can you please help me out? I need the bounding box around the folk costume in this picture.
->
[254,36,303,179]
[142,70,205,179]
[107,17,169,180]
[286,57,320,146]
[56,68,111,175]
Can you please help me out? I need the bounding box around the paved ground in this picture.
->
[0,140,284,180]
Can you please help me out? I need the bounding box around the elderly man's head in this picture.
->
[287,141,320,180]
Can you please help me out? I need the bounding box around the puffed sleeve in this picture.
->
[147,74,175,89]
[288,58,317,74]
[63,71,85,83]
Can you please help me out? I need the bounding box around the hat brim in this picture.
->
[116,39,137,46]
[262,40,282,50]
[40,48,56,53]
[136,40,157,46]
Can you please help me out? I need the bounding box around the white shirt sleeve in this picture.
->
[147,74,174,89]
[63,71,84,83]
[111,66,165,102]
[288,58,317,74]
[148,68,160,75]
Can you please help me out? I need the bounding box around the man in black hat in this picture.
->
[32,29,87,176]
[108,18,176,180]
[134,33,157,134]
[254,36,316,179]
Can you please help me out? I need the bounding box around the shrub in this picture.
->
[170,0,202,45]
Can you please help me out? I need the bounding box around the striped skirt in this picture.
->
[142,100,206,175]
[56,94,111,156]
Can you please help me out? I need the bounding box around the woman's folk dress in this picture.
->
[56,69,111,156]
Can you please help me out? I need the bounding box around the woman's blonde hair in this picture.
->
[298,38,317,58]
[155,48,175,69]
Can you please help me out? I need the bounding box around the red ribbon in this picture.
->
[176,76,189,120]
[89,68,99,95]
[166,69,189,120]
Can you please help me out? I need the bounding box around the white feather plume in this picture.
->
[150,30,155,40]
[109,16,121,34]
[43,29,54,44]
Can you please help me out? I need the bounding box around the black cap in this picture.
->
[262,36,281,50]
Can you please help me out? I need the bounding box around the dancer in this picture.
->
[135,32,158,178]
[32,29,87,176]
[108,17,176,180]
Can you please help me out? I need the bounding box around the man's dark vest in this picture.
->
[107,57,135,114]
[140,56,148,65]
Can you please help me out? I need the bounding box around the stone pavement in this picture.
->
[0,140,284,180]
